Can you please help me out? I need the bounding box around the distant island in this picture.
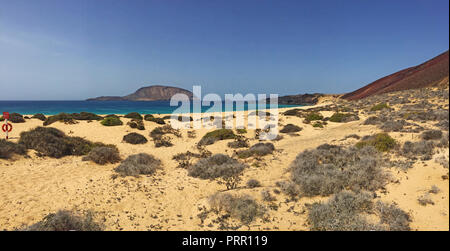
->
[86,85,193,101]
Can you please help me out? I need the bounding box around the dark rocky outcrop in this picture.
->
[87,85,193,101]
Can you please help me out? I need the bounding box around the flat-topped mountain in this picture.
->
[87,85,193,101]
[342,50,449,100]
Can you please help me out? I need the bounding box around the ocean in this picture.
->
[0,100,301,115]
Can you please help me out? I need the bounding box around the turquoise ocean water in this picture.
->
[0,101,301,115]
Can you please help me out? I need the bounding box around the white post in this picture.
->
[5,119,8,140]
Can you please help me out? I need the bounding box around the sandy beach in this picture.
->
[1,89,448,231]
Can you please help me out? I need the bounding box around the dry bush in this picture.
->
[246,179,261,188]
[31,113,46,121]
[261,190,276,202]
[114,153,161,177]
[127,119,145,130]
[123,132,148,144]
[18,127,72,158]
[0,139,27,159]
[8,113,26,123]
[308,190,411,231]
[82,146,121,165]
[72,112,103,121]
[227,136,249,149]
[280,124,302,133]
[188,154,247,190]
[21,210,103,231]
[421,130,443,140]
[44,113,77,126]
[289,145,388,197]
[417,194,434,206]
[124,112,143,120]
[237,142,275,159]
[208,193,266,224]
[401,140,435,160]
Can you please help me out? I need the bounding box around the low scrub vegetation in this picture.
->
[31,113,46,121]
[289,144,388,197]
[44,113,77,126]
[127,119,145,130]
[72,112,103,121]
[307,191,411,231]
[198,129,236,146]
[0,139,27,159]
[246,179,261,188]
[188,154,247,190]
[21,210,103,231]
[208,193,266,224]
[19,127,109,158]
[280,124,302,133]
[237,142,275,159]
[82,146,121,165]
[100,116,123,126]
[124,112,143,120]
[145,116,165,125]
[123,133,148,144]
[114,153,161,177]
[355,133,396,152]
[401,140,435,160]
[227,136,249,149]
[329,112,359,123]
[304,112,324,122]
[421,130,443,140]
[370,103,390,111]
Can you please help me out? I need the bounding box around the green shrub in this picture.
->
[82,146,121,165]
[355,133,396,152]
[280,124,302,133]
[100,116,123,126]
[198,129,236,146]
[188,154,247,190]
[305,112,323,122]
[370,103,390,111]
[208,193,266,224]
[31,113,46,121]
[312,122,324,128]
[236,128,247,134]
[21,210,103,231]
[114,153,161,177]
[124,112,143,120]
[0,139,27,159]
[123,133,148,144]
[329,112,358,123]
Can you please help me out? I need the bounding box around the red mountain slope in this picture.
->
[342,51,449,100]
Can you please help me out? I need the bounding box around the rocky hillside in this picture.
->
[342,50,449,100]
[87,85,193,101]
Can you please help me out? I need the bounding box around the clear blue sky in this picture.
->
[0,0,448,100]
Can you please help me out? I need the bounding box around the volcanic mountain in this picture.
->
[87,85,193,101]
[342,50,449,100]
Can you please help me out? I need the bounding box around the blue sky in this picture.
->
[0,0,448,100]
